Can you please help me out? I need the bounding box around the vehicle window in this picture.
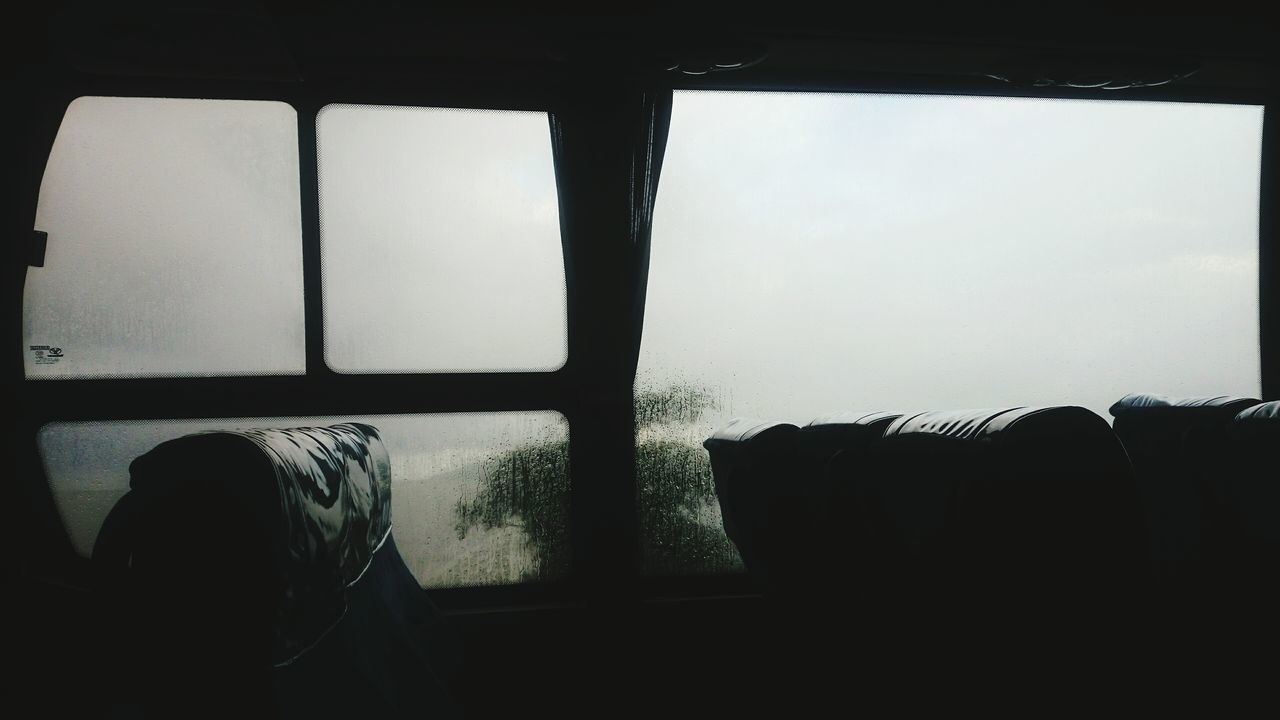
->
[638,90,1264,575]
[25,96,305,378]
[318,105,567,373]
[39,411,570,588]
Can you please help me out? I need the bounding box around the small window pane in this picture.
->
[25,96,305,378]
[40,412,569,588]
[318,105,567,373]
[639,91,1264,576]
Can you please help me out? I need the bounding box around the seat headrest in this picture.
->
[125,422,392,665]
[1232,400,1280,424]
[864,406,1138,585]
[703,418,799,584]
[884,406,1111,444]
[705,417,798,446]
[807,411,902,430]
[1228,400,1280,439]
[797,411,902,466]
[804,411,902,440]
[1109,393,1261,419]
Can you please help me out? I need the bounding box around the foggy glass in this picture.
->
[638,91,1264,575]
[40,412,570,588]
[318,105,567,373]
[25,96,306,378]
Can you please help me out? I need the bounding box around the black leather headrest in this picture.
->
[797,411,901,468]
[705,417,798,445]
[1109,392,1263,470]
[1210,401,1280,557]
[1229,400,1280,434]
[807,410,902,430]
[1109,393,1260,420]
[102,423,393,667]
[703,418,799,584]
[855,406,1139,591]
[1221,400,1280,469]
[885,405,1120,449]
[703,417,799,486]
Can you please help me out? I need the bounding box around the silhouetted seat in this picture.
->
[792,412,901,589]
[92,424,459,718]
[797,411,901,477]
[809,405,1145,659]
[706,412,903,597]
[1109,393,1261,584]
[1205,401,1279,593]
[1158,400,1280,661]
[707,405,1145,670]
[703,418,799,586]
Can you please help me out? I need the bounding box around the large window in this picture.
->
[25,97,305,378]
[27,97,571,591]
[638,90,1264,575]
[21,90,1270,590]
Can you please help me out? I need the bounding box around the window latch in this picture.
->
[29,230,48,267]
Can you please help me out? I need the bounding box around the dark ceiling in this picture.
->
[6,4,1276,100]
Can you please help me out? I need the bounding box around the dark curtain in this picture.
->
[544,78,674,624]
[549,83,673,383]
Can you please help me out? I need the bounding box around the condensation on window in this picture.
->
[637,90,1264,576]
[39,412,569,588]
[636,381,744,576]
[24,96,306,378]
[317,104,567,373]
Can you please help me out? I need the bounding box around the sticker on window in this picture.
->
[29,345,65,366]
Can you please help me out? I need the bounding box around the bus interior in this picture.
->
[7,5,1280,717]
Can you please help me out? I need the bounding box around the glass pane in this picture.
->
[318,105,567,373]
[40,412,569,588]
[637,385,744,576]
[639,91,1264,575]
[25,96,305,378]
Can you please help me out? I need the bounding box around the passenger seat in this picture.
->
[703,418,800,587]
[1108,393,1261,584]
[92,423,460,718]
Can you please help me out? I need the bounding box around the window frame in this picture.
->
[12,78,604,612]
[633,87,1273,591]
[9,69,1278,613]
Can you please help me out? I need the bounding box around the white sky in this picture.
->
[639,91,1264,423]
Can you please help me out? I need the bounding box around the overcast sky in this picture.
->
[639,91,1264,423]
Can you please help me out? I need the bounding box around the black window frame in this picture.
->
[10,75,638,613]
[9,66,1278,614]
[638,77,1278,600]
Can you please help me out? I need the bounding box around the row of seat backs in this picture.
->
[707,396,1278,600]
[705,405,1142,604]
[1110,393,1278,585]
